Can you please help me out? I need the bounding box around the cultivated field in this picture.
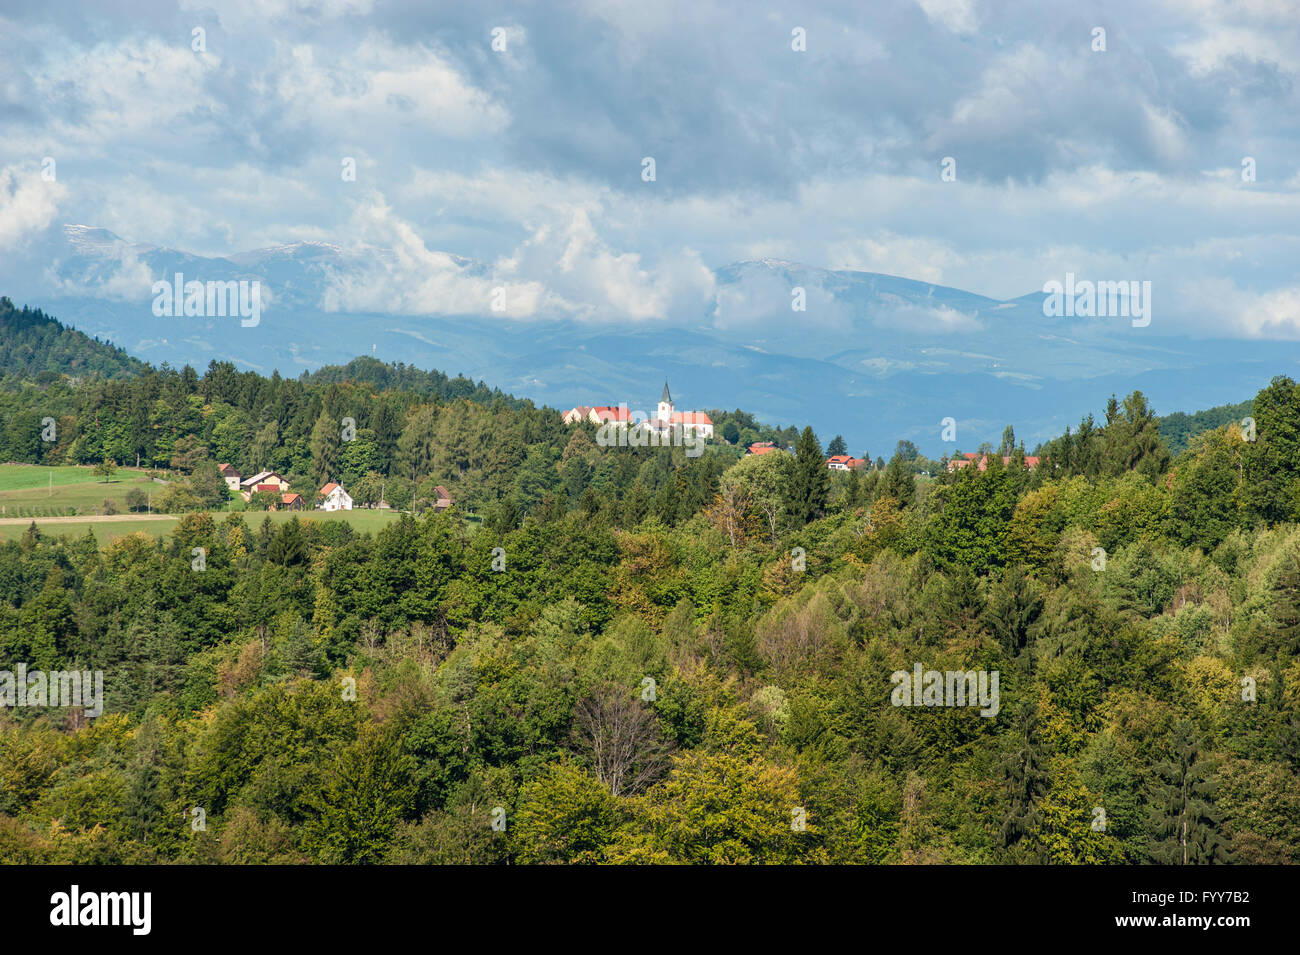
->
[0,463,159,518]
[0,465,405,543]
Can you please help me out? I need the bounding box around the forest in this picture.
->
[1,299,1298,864]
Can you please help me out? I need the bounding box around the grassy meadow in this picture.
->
[0,464,404,543]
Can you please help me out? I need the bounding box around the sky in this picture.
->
[1,0,1298,336]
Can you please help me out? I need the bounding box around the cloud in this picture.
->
[0,0,1297,342]
[915,0,980,35]
[0,165,64,250]
[274,35,508,141]
[179,0,374,28]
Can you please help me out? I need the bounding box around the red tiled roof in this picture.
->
[282,493,302,505]
[948,453,1042,472]
[320,482,340,495]
[671,411,713,425]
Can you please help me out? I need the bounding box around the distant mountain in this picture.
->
[0,295,145,382]
[20,225,1295,456]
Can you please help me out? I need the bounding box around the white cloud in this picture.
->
[828,232,967,285]
[274,36,508,140]
[27,36,221,147]
[180,0,374,28]
[0,165,65,250]
[915,0,980,35]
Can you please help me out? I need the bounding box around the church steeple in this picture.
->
[657,382,673,425]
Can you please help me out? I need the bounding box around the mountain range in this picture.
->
[12,224,1293,457]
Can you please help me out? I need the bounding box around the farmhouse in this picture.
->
[432,485,453,512]
[218,463,241,492]
[239,470,290,502]
[747,441,780,456]
[319,482,353,511]
[280,493,305,511]
[825,454,865,471]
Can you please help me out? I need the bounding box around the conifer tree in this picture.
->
[786,426,829,525]
[1001,702,1049,855]
[1146,720,1229,864]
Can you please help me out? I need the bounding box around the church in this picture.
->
[562,382,714,439]
[649,382,714,438]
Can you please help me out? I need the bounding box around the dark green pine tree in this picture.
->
[1269,550,1300,657]
[1000,701,1049,858]
[984,567,1043,665]
[122,719,165,847]
[880,452,915,507]
[622,482,651,527]
[827,434,848,456]
[483,494,522,537]
[266,517,308,566]
[1146,720,1230,864]
[786,426,830,525]
[372,401,401,476]
[845,466,862,508]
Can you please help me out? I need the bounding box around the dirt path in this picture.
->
[0,514,176,525]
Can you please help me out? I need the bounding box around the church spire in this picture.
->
[661,381,672,404]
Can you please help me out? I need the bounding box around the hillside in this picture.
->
[1160,399,1254,457]
[0,296,144,383]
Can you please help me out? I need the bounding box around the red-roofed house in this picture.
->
[280,493,305,511]
[592,405,633,424]
[432,485,453,512]
[947,453,1041,473]
[319,482,353,511]
[747,441,779,456]
[825,454,864,471]
[239,470,290,502]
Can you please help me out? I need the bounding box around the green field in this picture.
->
[0,463,159,518]
[0,464,405,543]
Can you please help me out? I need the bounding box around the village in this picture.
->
[215,464,452,514]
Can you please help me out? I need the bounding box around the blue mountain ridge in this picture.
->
[23,226,1296,458]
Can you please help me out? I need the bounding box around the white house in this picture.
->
[319,482,353,511]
